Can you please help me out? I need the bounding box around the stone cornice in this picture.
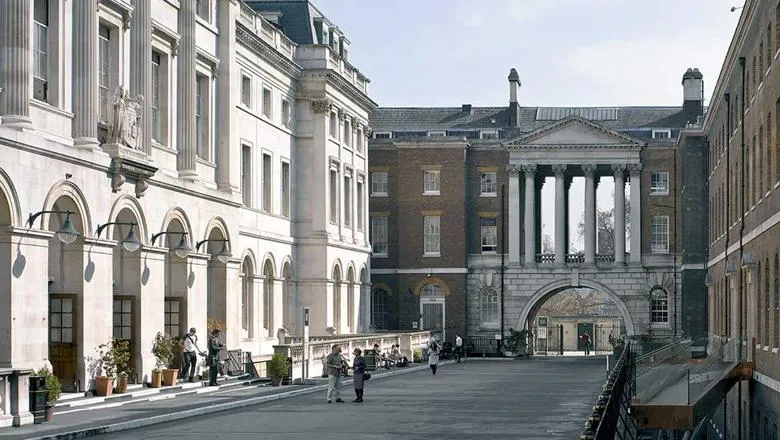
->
[508,144,641,150]
[151,19,181,57]
[300,69,377,113]
[236,22,302,79]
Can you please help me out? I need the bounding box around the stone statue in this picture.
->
[106,85,143,150]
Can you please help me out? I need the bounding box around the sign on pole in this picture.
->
[302,307,310,381]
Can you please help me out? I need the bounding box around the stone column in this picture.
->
[177,0,197,178]
[522,165,537,265]
[613,164,627,265]
[71,0,100,148]
[130,0,152,155]
[583,164,597,264]
[629,164,643,264]
[216,0,239,192]
[0,0,33,129]
[507,165,521,264]
[552,164,567,265]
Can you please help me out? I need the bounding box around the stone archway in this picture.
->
[516,278,636,336]
[205,227,228,333]
[0,175,15,367]
[262,257,275,338]
[240,254,255,339]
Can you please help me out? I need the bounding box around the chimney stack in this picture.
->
[682,68,704,125]
[508,68,522,127]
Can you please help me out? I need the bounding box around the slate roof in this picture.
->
[370,106,687,134]
[245,0,323,45]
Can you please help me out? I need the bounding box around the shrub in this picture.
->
[97,338,132,377]
[152,332,177,370]
[267,354,289,378]
[36,367,62,405]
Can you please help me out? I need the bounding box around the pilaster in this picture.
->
[71,0,100,148]
[507,165,521,265]
[216,0,240,192]
[0,0,33,129]
[629,164,642,265]
[176,0,197,178]
[130,0,152,155]
[522,164,537,266]
[583,164,596,265]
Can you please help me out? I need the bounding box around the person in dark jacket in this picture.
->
[351,348,366,403]
[207,329,224,386]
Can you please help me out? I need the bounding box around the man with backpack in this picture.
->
[181,327,204,383]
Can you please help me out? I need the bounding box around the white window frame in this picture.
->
[241,73,252,108]
[98,22,118,124]
[241,144,252,207]
[262,152,272,213]
[281,99,291,128]
[373,131,391,139]
[423,169,441,195]
[356,178,365,230]
[329,166,339,224]
[650,172,669,195]
[150,51,164,142]
[480,217,497,253]
[480,172,497,196]
[281,160,290,218]
[262,87,272,119]
[423,215,441,256]
[195,73,212,161]
[195,0,211,22]
[344,119,352,147]
[329,111,338,138]
[652,129,672,140]
[371,216,388,257]
[650,287,670,325]
[343,173,352,227]
[479,287,499,327]
[480,130,499,140]
[32,0,50,103]
[356,128,364,153]
[371,171,388,197]
[428,131,446,137]
[651,215,670,254]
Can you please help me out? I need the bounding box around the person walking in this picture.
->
[582,332,592,356]
[428,339,440,375]
[207,329,224,386]
[325,345,345,403]
[182,327,204,383]
[351,348,366,403]
[454,334,463,363]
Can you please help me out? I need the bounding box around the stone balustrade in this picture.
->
[0,368,33,427]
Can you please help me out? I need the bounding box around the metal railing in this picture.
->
[580,344,639,440]
[465,337,503,356]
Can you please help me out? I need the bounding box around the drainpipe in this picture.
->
[723,91,731,440]
[674,135,679,339]
[738,55,746,440]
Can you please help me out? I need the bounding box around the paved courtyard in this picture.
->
[96,357,609,440]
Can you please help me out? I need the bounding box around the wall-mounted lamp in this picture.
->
[196,239,232,264]
[96,222,141,253]
[725,260,737,274]
[28,210,80,244]
[730,6,743,12]
[151,231,191,259]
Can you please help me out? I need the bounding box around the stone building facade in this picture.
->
[702,0,780,436]
[368,69,705,346]
[0,0,374,396]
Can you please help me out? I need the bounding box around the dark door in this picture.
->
[49,295,77,392]
[577,322,594,351]
[113,296,136,380]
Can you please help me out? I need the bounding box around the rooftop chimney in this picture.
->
[508,68,522,127]
[462,104,472,114]
[682,68,704,125]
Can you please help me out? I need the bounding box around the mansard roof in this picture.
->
[246,0,332,46]
[370,105,686,134]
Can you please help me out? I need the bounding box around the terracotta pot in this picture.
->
[162,369,179,386]
[270,376,283,386]
[150,370,162,388]
[45,404,54,422]
[95,376,114,397]
[116,374,129,393]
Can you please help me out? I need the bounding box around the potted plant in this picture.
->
[504,328,534,357]
[95,339,117,396]
[152,332,179,386]
[267,354,288,386]
[110,338,132,394]
[35,367,62,422]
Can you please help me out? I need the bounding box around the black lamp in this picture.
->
[28,210,80,244]
[196,239,232,263]
[96,222,142,252]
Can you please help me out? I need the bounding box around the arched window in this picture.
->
[371,288,389,330]
[241,256,254,337]
[650,287,669,324]
[332,266,342,332]
[263,260,274,337]
[480,287,499,326]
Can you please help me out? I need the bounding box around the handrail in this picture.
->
[580,344,638,439]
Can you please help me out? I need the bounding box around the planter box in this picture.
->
[150,370,162,388]
[116,375,129,393]
[95,376,114,397]
[162,369,179,386]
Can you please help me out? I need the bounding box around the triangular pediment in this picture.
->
[505,115,643,147]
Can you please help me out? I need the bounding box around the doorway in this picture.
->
[577,322,594,352]
[112,296,136,379]
[49,295,77,392]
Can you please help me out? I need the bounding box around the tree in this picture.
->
[537,289,612,317]
[576,192,630,254]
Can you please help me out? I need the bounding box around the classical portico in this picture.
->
[504,115,643,267]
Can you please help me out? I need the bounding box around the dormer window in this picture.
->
[652,129,671,140]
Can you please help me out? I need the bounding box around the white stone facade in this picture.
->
[0,0,374,393]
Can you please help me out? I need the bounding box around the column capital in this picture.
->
[551,164,567,176]
[338,108,348,122]
[520,164,537,174]
[582,164,597,175]
[311,99,332,114]
[506,164,521,176]
[612,163,628,176]
[628,163,643,175]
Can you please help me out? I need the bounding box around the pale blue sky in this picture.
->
[315,0,742,249]
[316,0,741,108]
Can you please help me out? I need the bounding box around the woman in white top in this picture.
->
[428,340,440,375]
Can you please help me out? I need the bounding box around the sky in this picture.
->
[314,0,743,249]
